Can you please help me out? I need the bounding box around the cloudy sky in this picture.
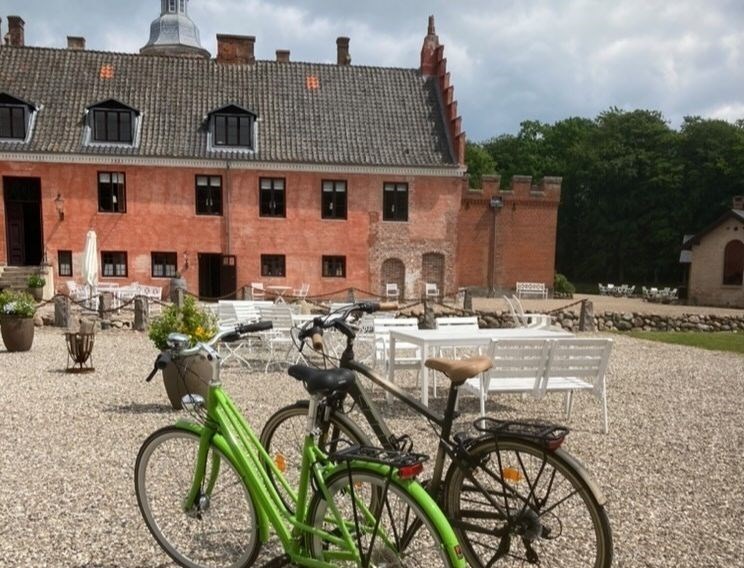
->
[4,0,744,141]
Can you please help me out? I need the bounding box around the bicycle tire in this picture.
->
[307,465,463,567]
[259,401,371,511]
[135,426,261,568]
[443,436,613,567]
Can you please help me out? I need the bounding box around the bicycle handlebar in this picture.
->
[145,320,274,381]
[297,301,399,345]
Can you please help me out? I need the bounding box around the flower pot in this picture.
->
[0,317,35,352]
[161,354,212,410]
[28,287,43,302]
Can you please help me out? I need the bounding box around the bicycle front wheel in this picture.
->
[307,466,461,567]
[444,437,612,567]
[135,426,261,568]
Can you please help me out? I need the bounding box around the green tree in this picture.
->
[464,142,496,188]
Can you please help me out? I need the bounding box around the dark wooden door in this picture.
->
[6,202,24,265]
[220,255,237,300]
[3,177,42,266]
[198,253,221,300]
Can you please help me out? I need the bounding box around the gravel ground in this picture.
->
[1,327,743,567]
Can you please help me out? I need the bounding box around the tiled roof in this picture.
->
[0,46,457,168]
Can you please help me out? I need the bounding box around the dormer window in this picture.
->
[0,93,36,142]
[207,104,256,151]
[86,99,139,146]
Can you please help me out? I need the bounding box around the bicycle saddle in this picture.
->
[424,356,493,385]
[288,365,356,395]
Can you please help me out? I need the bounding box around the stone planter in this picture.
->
[161,354,212,410]
[28,287,43,302]
[0,316,35,352]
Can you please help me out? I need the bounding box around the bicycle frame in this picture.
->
[167,340,464,567]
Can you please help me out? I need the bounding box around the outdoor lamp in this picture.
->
[54,193,65,220]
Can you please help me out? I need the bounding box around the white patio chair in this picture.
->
[504,296,552,329]
[539,338,613,434]
[215,302,254,368]
[292,282,310,301]
[458,339,551,417]
[258,304,306,371]
[251,282,266,300]
[373,317,422,395]
[425,282,440,300]
[385,283,400,301]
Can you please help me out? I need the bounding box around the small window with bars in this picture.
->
[322,256,346,278]
[260,178,286,217]
[261,254,286,277]
[98,172,126,213]
[383,182,409,221]
[58,250,72,277]
[196,175,223,215]
[321,180,347,219]
[152,252,178,278]
[102,251,127,277]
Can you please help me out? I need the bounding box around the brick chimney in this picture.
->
[276,49,290,63]
[336,37,351,65]
[6,15,24,47]
[67,36,86,50]
[216,34,255,64]
[733,196,744,210]
[420,15,439,76]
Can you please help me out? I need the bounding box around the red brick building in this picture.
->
[0,4,559,300]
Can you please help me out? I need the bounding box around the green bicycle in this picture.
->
[135,322,466,568]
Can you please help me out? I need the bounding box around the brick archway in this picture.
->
[381,258,405,296]
[422,252,445,295]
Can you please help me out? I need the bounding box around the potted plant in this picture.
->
[26,274,46,301]
[0,290,37,352]
[148,296,217,410]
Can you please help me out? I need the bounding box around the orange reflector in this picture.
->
[398,463,424,480]
[502,467,523,483]
[274,453,286,473]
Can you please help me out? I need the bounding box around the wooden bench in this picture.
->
[516,281,548,299]
[458,337,613,433]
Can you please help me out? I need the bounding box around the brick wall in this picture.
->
[688,219,744,308]
[456,174,561,292]
[0,160,463,298]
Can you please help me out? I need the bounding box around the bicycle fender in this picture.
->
[173,420,271,543]
[322,460,467,567]
[553,447,607,506]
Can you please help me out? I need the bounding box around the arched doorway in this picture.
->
[422,252,445,295]
[723,240,744,285]
[381,258,405,297]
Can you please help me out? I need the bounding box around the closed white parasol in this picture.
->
[81,230,98,299]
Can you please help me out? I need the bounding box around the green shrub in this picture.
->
[27,274,46,288]
[554,273,576,296]
[148,296,217,351]
[0,289,37,318]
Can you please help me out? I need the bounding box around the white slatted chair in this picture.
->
[425,282,440,300]
[504,295,552,329]
[215,302,254,368]
[432,316,481,394]
[540,338,613,434]
[373,318,422,397]
[459,339,551,417]
[259,304,306,371]
[385,283,400,301]
[251,282,266,300]
[292,282,310,301]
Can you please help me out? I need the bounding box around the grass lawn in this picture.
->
[625,331,744,354]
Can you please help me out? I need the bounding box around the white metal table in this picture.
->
[266,285,292,303]
[388,327,571,406]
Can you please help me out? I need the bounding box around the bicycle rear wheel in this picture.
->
[135,426,261,568]
[259,401,370,510]
[444,437,612,567]
[307,466,461,567]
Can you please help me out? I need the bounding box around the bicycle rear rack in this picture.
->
[330,444,428,469]
[473,417,569,451]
